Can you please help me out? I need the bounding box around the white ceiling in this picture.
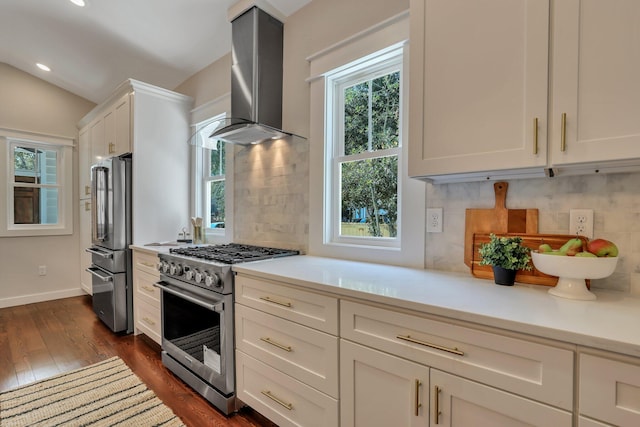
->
[0,0,310,104]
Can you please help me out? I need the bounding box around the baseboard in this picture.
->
[0,288,87,309]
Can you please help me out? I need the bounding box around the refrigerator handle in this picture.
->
[91,165,108,242]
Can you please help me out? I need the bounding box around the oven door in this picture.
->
[155,280,234,396]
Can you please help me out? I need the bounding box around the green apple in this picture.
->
[538,243,553,253]
[546,250,566,256]
[575,251,597,258]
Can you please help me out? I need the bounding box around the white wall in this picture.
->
[0,63,95,307]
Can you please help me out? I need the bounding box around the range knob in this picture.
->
[204,272,221,288]
[185,268,195,280]
[169,263,183,276]
[161,261,170,274]
[194,270,204,284]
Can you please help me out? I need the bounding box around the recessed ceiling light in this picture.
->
[69,0,85,6]
[36,63,51,72]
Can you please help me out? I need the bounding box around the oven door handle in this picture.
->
[154,282,223,313]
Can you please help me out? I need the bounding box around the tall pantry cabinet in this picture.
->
[409,0,640,182]
[77,79,193,294]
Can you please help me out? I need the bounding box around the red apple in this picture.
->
[586,238,618,257]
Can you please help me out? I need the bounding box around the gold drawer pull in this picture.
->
[141,285,155,292]
[397,335,464,356]
[140,261,155,268]
[261,337,292,352]
[85,185,91,195]
[434,385,442,424]
[108,142,115,154]
[84,201,91,211]
[533,117,539,155]
[260,296,292,308]
[561,112,567,152]
[415,379,422,416]
[261,390,293,410]
[142,317,156,326]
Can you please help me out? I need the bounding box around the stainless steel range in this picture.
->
[154,243,299,415]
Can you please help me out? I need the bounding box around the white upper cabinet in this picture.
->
[550,0,640,171]
[409,0,550,182]
[409,0,640,183]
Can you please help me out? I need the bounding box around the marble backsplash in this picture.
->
[426,172,640,295]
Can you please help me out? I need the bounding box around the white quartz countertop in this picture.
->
[130,243,189,255]
[232,255,640,358]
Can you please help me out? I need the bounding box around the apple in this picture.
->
[559,237,584,256]
[575,251,597,258]
[587,238,618,257]
[538,243,553,253]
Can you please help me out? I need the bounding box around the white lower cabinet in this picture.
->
[340,340,428,427]
[132,249,161,344]
[579,353,640,426]
[431,369,572,426]
[234,275,339,427]
[79,199,92,295]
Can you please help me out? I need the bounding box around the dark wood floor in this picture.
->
[0,295,276,427]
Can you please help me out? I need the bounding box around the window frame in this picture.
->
[0,128,74,237]
[189,99,234,244]
[328,52,403,248]
[307,12,425,268]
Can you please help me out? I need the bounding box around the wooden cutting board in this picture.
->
[471,233,591,287]
[464,182,538,267]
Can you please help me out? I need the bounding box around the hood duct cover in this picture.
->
[209,6,303,145]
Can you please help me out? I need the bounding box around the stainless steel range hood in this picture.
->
[209,6,303,145]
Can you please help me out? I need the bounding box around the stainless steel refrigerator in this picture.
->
[86,154,133,333]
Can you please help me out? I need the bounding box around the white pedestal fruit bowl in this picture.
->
[531,252,618,301]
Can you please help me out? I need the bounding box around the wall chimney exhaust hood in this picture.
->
[206,6,304,146]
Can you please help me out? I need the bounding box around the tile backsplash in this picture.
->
[426,172,640,295]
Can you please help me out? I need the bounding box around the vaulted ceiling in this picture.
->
[0,0,310,103]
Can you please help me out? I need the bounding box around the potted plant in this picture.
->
[478,234,533,286]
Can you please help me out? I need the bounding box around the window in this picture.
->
[308,12,425,267]
[0,129,73,236]
[329,55,401,244]
[191,112,233,243]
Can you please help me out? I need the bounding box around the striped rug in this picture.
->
[0,357,184,427]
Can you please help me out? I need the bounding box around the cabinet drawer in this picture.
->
[235,275,338,334]
[235,304,338,398]
[580,353,640,426]
[133,251,159,276]
[341,300,573,410]
[236,351,338,427]
[134,269,160,306]
[135,297,161,344]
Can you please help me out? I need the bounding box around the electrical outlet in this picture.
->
[426,208,443,233]
[38,265,47,276]
[569,209,594,239]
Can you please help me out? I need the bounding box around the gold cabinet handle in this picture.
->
[108,142,115,154]
[533,117,539,155]
[415,379,422,416]
[261,390,293,410]
[141,285,155,293]
[260,296,292,308]
[434,385,441,424]
[140,261,156,268]
[397,335,464,356]
[85,185,91,195]
[261,337,292,352]
[561,112,567,152]
[84,201,91,211]
[142,317,156,326]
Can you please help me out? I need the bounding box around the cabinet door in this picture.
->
[113,93,131,155]
[79,199,92,295]
[89,117,105,164]
[551,0,640,167]
[431,370,572,427]
[340,340,428,427]
[409,0,549,178]
[78,127,91,199]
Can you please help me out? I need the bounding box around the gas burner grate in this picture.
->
[169,243,299,264]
